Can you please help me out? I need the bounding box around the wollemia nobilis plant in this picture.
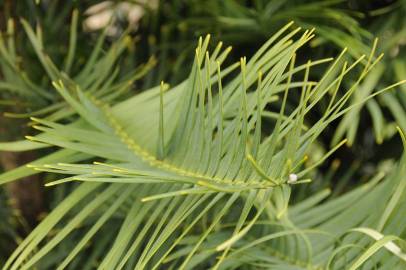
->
[1,23,406,269]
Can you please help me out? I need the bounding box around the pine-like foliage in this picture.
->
[1,22,405,269]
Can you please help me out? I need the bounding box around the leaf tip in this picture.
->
[25,135,35,141]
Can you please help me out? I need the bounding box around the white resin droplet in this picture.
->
[288,173,298,183]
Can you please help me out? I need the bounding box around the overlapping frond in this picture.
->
[1,23,405,270]
[0,15,155,122]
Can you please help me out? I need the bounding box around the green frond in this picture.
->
[1,21,405,269]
